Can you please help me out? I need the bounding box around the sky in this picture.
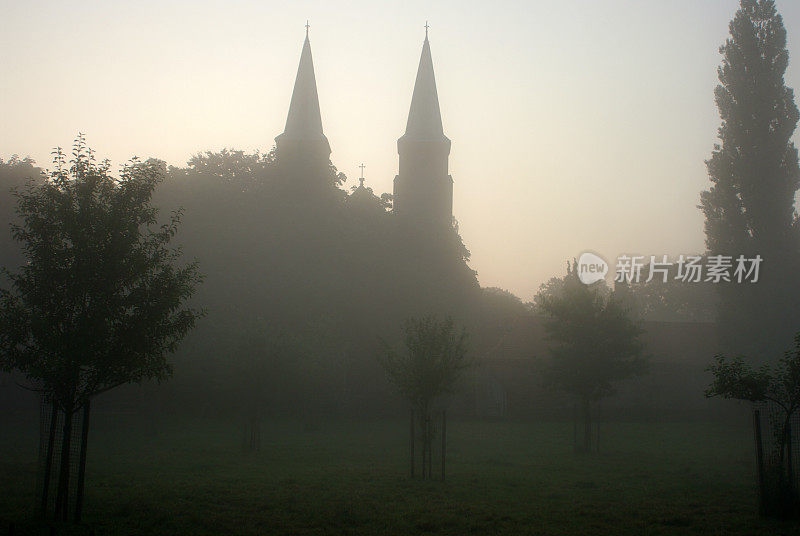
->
[3,0,800,301]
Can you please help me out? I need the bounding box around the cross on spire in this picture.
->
[424,21,429,39]
[358,163,365,187]
[305,20,310,38]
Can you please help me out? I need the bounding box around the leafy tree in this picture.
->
[231,322,299,452]
[534,261,647,452]
[185,148,275,183]
[706,334,800,515]
[149,145,479,419]
[0,136,203,521]
[700,0,800,357]
[620,258,717,322]
[380,316,470,479]
[0,156,42,279]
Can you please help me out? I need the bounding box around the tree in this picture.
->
[700,0,800,357]
[705,334,800,516]
[0,156,43,281]
[617,258,717,322]
[0,136,203,521]
[534,261,647,452]
[380,316,470,479]
[231,322,298,452]
[151,141,479,421]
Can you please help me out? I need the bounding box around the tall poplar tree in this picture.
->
[700,0,800,357]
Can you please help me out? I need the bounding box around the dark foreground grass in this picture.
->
[2,413,799,535]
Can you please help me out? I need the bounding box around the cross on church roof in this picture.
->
[305,20,310,38]
[358,163,365,187]
[424,21,429,39]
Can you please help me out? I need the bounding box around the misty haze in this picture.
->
[3,1,800,535]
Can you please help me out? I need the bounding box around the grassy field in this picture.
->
[2,413,799,535]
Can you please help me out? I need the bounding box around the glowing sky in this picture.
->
[3,0,800,300]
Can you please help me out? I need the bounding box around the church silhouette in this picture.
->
[275,27,454,230]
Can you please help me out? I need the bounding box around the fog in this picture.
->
[2,0,800,534]
[6,1,800,297]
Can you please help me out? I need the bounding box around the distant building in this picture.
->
[393,31,454,229]
[274,30,332,182]
[276,28,454,228]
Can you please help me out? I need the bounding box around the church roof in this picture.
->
[278,34,329,145]
[401,35,450,143]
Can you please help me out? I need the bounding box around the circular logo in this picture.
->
[577,252,608,285]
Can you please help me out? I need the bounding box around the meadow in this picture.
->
[2,411,799,535]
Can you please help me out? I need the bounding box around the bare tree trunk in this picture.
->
[573,401,578,452]
[754,409,767,516]
[421,412,427,479]
[596,401,601,453]
[787,420,794,497]
[256,415,261,452]
[778,412,792,489]
[409,408,415,479]
[250,415,256,452]
[441,410,446,481]
[583,398,591,453]
[54,405,73,521]
[74,399,91,523]
[426,414,432,479]
[40,401,58,515]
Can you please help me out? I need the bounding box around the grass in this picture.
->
[1,412,799,535]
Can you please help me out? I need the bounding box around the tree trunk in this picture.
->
[427,414,433,479]
[426,414,432,480]
[441,410,446,481]
[409,408,415,479]
[596,401,601,453]
[74,399,91,523]
[40,401,58,515]
[754,409,767,516]
[54,406,73,521]
[573,402,578,452]
[421,412,427,479]
[786,420,794,496]
[256,416,261,452]
[583,398,591,453]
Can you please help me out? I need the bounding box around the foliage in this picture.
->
[186,148,276,182]
[380,316,470,410]
[534,261,647,451]
[706,333,800,415]
[231,321,301,450]
[706,333,800,517]
[617,259,717,322]
[380,316,471,478]
[144,145,479,416]
[700,0,800,356]
[0,135,204,411]
[0,156,43,280]
[534,262,646,402]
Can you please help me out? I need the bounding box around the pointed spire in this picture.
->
[276,27,330,152]
[401,28,449,143]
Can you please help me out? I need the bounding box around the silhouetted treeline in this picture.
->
[0,147,526,419]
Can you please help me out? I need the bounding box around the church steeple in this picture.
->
[400,29,449,144]
[275,27,331,160]
[393,26,453,227]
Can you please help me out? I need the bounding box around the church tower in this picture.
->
[274,27,331,175]
[393,28,453,228]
